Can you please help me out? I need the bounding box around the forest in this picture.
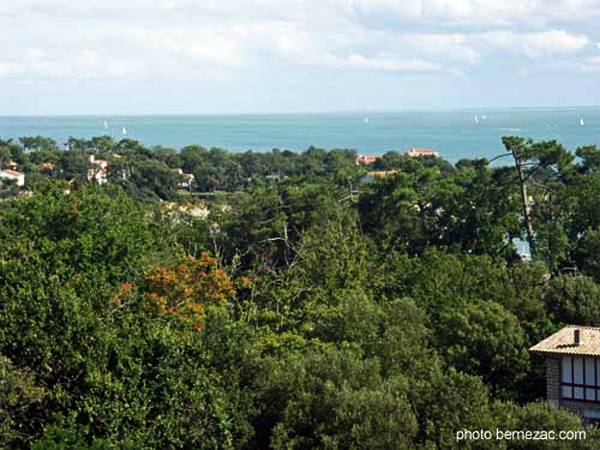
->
[2,134,600,449]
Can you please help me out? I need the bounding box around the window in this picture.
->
[561,355,600,402]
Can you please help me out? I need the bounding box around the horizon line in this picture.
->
[1,104,600,118]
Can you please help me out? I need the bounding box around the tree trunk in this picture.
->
[512,149,536,259]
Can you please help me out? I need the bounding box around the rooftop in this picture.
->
[366,170,399,178]
[0,169,25,176]
[355,155,379,164]
[404,148,439,157]
[530,325,600,356]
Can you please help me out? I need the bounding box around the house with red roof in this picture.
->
[88,155,109,184]
[355,155,380,164]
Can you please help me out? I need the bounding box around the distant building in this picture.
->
[89,155,109,169]
[404,148,439,157]
[530,326,600,424]
[0,169,25,187]
[172,168,194,191]
[366,170,398,178]
[88,155,108,184]
[355,155,380,164]
[362,170,399,183]
[3,161,18,171]
[39,162,57,170]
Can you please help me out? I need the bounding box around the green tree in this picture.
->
[436,301,529,399]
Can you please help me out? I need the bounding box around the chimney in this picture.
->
[574,328,582,346]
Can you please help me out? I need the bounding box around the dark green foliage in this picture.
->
[437,301,529,399]
[492,401,600,449]
[0,356,47,448]
[256,347,418,450]
[543,274,600,326]
[0,182,165,282]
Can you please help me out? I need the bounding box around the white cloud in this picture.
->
[394,33,480,63]
[0,0,596,85]
[6,0,599,31]
[120,28,245,67]
[479,30,589,58]
[350,0,600,28]
[338,53,445,72]
[0,47,146,80]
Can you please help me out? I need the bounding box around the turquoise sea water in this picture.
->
[1,107,599,163]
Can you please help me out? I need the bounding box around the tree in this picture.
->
[501,137,574,262]
[19,136,58,152]
[543,274,600,326]
[261,347,418,450]
[436,301,529,399]
[136,253,240,330]
[0,356,46,448]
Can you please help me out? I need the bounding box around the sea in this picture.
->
[1,107,599,164]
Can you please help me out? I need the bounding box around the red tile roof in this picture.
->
[355,155,379,164]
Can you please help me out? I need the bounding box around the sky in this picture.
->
[1,0,600,115]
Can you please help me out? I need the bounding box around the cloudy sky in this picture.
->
[1,0,599,114]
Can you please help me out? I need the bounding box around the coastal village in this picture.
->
[0,146,439,191]
[0,153,195,191]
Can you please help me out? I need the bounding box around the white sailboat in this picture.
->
[103,120,108,130]
[474,115,479,124]
[580,117,585,126]
[364,117,369,124]
[122,127,128,135]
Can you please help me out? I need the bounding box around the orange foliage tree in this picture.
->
[120,252,250,330]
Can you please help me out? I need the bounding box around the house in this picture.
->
[39,162,56,170]
[3,161,18,170]
[0,169,25,187]
[367,170,398,178]
[362,170,399,183]
[39,163,58,178]
[172,168,194,191]
[404,148,439,157]
[530,326,600,423]
[88,155,109,184]
[355,155,380,164]
[89,155,109,169]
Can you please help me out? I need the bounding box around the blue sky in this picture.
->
[1,0,600,115]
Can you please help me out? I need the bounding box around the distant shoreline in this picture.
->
[2,104,600,118]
